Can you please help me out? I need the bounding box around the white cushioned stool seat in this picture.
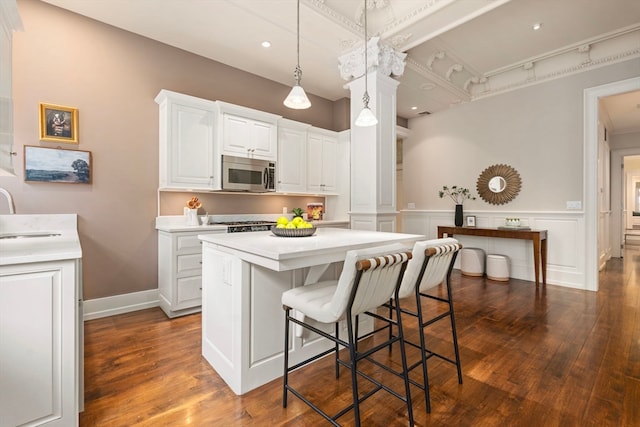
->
[460,247,485,276]
[486,254,509,281]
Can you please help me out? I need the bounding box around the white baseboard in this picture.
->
[83,289,159,321]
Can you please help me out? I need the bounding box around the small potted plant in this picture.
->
[292,207,304,219]
[438,185,476,227]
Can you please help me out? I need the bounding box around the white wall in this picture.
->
[611,131,640,150]
[401,59,640,290]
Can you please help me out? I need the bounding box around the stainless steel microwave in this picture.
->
[221,155,275,192]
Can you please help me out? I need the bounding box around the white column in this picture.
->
[340,38,406,232]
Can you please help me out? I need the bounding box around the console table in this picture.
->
[437,226,548,286]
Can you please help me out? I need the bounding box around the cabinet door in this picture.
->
[251,120,277,159]
[222,113,251,155]
[306,133,323,193]
[321,136,337,192]
[222,114,276,160]
[277,126,307,193]
[307,131,338,193]
[168,102,216,189]
[0,261,77,426]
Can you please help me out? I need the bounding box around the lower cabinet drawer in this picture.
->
[177,253,202,274]
[176,234,202,252]
[175,275,202,309]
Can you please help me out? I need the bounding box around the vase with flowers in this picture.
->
[438,185,476,226]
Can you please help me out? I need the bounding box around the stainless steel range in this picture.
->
[210,220,276,233]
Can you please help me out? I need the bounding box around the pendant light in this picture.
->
[284,0,311,109]
[355,0,377,127]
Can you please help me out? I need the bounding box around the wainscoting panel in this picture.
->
[400,210,588,290]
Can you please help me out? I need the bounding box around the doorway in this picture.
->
[586,77,640,291]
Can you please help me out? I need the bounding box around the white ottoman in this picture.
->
[487,254,510,281]
[460,248,485,277]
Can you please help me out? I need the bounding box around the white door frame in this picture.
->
[585,76,640,290]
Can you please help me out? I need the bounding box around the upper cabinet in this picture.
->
[277,119,310,193]
[155,90,348,199]
[156,90,219,190]
[307,128,338,194]
[218,102,279,161]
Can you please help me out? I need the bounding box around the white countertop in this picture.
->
[199,227,424,271]
[0,214,82,266]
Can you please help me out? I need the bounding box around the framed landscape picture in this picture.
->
[39,103,79,143]
[24,145,92,184]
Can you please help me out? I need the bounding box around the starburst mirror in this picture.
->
[476,164,522,205]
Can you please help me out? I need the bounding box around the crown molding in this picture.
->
[404,25,640,104]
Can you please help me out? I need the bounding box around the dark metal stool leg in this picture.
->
[283,307,291,407]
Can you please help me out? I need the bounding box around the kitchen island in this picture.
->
[198,227,424,395]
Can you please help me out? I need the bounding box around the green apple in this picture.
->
[285,222,296,229]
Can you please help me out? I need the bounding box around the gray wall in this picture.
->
[404,59,640,212]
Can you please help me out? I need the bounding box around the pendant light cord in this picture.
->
[295,0,301,84]
[362,0,369,106]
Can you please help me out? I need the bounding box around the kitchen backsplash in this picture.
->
[158,191,325,217]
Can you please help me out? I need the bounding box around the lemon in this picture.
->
[285,222,296,229]
[276,216,289,226]
[291,217,304,227]
[276,224,286,229]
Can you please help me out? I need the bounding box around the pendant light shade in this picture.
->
[355,0,377,127]
[355,90,377,126]
[284,0,311,109]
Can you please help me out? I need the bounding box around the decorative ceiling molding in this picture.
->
[470,27,640,99]
[446,64,463,81]
[405,57,471,101]
[426,51,445,70]
[403,24,639,106]
[485,24,639,77]
[373,0,448,36]
[304,0,449,38]
[338,36,406,80]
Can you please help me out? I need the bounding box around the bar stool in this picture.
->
[282,244,415,426]
[391,238,463,413]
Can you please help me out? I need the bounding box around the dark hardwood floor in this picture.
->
[80,248,640,426]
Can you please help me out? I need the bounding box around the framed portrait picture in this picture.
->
[24,145,92,184]
[466,215,476,227]
[39,103,79,143]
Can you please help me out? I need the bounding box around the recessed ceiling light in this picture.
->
[411,106,417,110]
[261,41,271,48]
[532,22,542,31]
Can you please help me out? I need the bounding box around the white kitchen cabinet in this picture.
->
[307,128,338,193]
[158,228,225,318]
[277,119,310,193]
[218,101,279,161]
[156,89,219,190]
[0,259,81,427]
